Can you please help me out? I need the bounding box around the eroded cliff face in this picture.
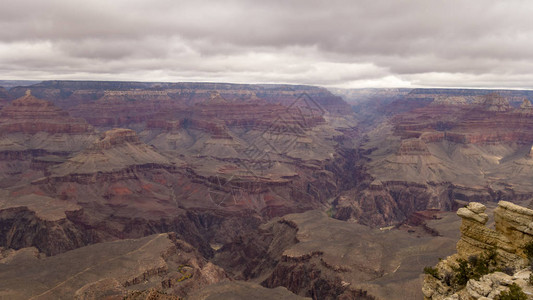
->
[0,91,99,188]
[334,91,533,227]
[0,85,359,263]
[422,201,533,300]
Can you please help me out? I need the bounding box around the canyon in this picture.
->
[1,81,533,299]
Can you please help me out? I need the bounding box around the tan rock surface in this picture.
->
[423,201,533,299]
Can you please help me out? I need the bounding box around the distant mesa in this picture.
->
[479,92,511,112]
[0,91,92,134]
[207,91,228,104]
[431,96,467,106]
[519,98,533,114]
[92,128,142,150]
[521,98,533,108]
[49,128,172,177]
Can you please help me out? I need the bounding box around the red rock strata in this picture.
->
[0,90,92,134]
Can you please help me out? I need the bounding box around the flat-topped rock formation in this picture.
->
[49,128,172,178]
[0,193,81,222]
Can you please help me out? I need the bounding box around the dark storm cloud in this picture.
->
[1,0,533,88]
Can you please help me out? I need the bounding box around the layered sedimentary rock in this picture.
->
[0,90,92,135]
[392,93,533,144]
[0,81,360,269]
[47,128,173,180]
[392,88,533,112]
[455,202,523,266]
[334,91,533,227]
[396,138,431,156]
[9,81,352,120]
[422,201,533,300]
[520,98,533,112]
[0,92,98,187]
[70,90,185,127]
[0,233,228,299]
[0,190,86,256]
[0,91,97,156]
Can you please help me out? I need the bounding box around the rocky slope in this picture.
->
[334,92,533,227]
[0,233,228,299]
[213,209,461,300]
[423,201,533,299]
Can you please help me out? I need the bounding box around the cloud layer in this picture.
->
[1,0,533,88]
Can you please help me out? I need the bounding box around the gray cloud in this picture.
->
[1,0,533,88]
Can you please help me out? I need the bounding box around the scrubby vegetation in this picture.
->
[524,241,533,270]
[423,249,499,289]
[524,241,533,259]
[451,249,498,287]
[497,283,527,300]
[423,266,439,278]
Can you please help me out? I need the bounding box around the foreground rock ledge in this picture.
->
[423,201,533,299]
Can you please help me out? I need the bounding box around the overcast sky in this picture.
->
[1,0,533,88]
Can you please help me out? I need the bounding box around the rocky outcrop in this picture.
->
[479,93,511,112]
[422,201,533,299]
[494,201,533,255]
[92,128,145,149]
[520,99,533,114]
[455,202,524,266]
